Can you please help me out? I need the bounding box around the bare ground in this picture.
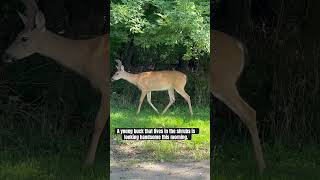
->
[110,140,210,180]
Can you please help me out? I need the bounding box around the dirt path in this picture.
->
[111,160,210,180]
[110,140,210,179]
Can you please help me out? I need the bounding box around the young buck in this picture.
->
[2,0,109,166]
[111,60,193,115]
[211,30,266,173]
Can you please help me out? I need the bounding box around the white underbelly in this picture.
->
[150,87,170,91]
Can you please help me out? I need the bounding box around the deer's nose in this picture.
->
[1,53,15,63]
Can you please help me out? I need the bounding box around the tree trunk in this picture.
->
[124,37,135,69]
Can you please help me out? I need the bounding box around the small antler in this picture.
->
[115,59,123,70]
[20,0,39,29]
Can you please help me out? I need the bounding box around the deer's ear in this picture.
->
[120,65,125,71]
[35,11,46,31]
[17,12,28,26]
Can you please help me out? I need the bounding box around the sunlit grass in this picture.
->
[110,104,210,161]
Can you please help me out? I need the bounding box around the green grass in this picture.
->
[212,142,320,180]
[110,104,210,161]
[0,133,109,180]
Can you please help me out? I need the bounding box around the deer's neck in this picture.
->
[122,72,139,86]
[37,31,102,75]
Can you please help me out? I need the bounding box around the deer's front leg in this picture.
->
[137,91,147,114]
[147,92,159,114]
[84,91,108,166]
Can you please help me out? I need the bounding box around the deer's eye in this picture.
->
[21,37,29,42]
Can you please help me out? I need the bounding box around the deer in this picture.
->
[111,60,193,115]
[211,30,266,173]
[1,0,109,167]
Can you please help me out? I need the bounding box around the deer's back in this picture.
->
[136,71,187,91]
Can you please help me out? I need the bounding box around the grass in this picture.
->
[110,103,210,162]
[0,132,109,180]
[212,141,320,180]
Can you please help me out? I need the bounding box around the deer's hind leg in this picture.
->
[162,89,175,114]
[175,88,193,115]
[147,92,159,114]
[212,83,265,173]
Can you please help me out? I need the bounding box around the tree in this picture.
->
[110,0,210,62]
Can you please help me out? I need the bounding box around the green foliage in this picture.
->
[111,0,209,60]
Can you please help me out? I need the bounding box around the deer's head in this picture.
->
[2,0,47,63]
[111,60,126,81]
